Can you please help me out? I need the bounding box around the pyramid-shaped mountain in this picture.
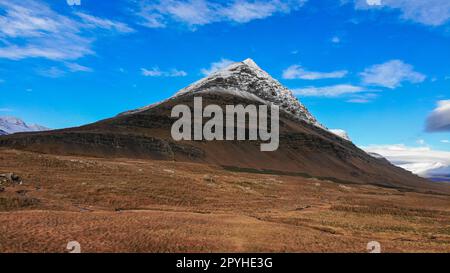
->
[124,58,321,127]
[0,59,446,193]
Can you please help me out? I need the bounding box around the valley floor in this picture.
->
[1,149,450,253]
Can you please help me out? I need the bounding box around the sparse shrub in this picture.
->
[0,196,39,211]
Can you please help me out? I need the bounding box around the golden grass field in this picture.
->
[1,148,450,253]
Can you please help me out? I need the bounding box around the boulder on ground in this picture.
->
[203,174,215,183]
[0,173,22,185]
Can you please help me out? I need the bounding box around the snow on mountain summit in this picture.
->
[0,116,49,135]
[174,58,322,127]
[122,59,323,128]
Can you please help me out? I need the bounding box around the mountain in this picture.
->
[124,59,321,127]
[0,116,49,135]
[0,59,448,194]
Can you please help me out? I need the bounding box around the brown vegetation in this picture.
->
[0,149,450,253]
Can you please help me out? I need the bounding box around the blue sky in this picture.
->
[1,0,450,163]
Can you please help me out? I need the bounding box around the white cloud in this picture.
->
[346,93,378,103]
[329,129,351,141]
[35,63,92,78]
[141,68,162,77]
[360,60,426,89]
[353,0,450,26]
[346,98,370,103]
[141,67,187,77]
[200,58,235,76]
[220,1,297,23]
[75,12,135,33]
[170,69,188,77]
[36,66,66,78]
[416,139,426,145]
[363,144,450,178]
[426,100,450,132]
[293,84,366,97]
[65,62,93,72]
[331,36,341,43]
[366,0,381,6]
[283,65,348,80]
[0,0,132,61]
[136,0,307,29]
[441,140,450,143]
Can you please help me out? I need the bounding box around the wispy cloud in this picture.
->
[346,93,378,103]
[141,67,187,77]
[136,0,307,29]
[416,139,426,145]
[360,60,426,89]
[36,66,66,78]
[35,62,92,78]
[331,36,341,43]
[200,58,235,76]
[65,62,93,73]
[75,12,135,33]
[283,65,348,80]
[293,84,367,97]
[426,100,450,132]
[352,0,450,26]
[0,0,132,61]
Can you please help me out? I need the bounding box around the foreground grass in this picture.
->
[0,149,450,252]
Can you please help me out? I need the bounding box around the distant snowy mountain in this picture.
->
[0,116,49,135]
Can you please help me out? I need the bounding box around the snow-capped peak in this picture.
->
[242,58,260,69]
[172,59,322,127]
[121,59,324,128]
[1,116,27,127]
[0,116,50,135]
